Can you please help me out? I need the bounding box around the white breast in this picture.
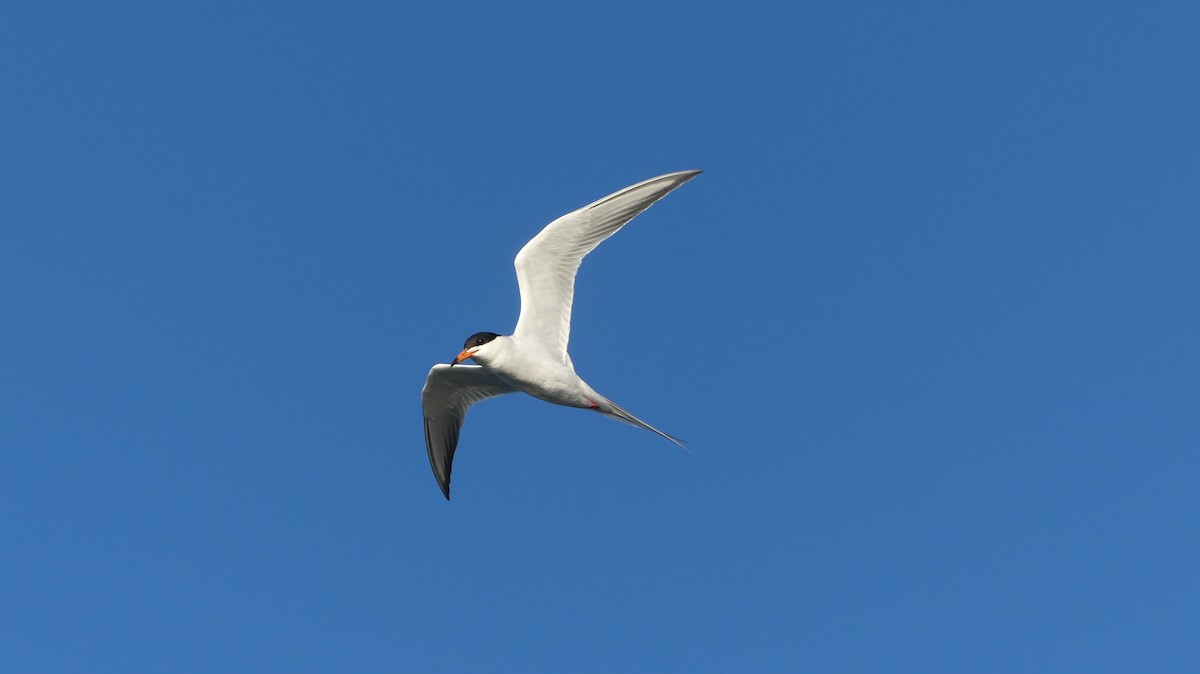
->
[471,336,593,408]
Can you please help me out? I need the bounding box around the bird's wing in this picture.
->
[421,364,517,500]
[512,170,701,361]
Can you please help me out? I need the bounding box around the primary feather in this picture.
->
[512,170,702,361]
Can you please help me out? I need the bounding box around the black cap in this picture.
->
[463,332,501,349]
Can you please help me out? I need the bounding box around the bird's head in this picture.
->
[451,332,502,366]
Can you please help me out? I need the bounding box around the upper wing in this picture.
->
[421,364,516,500]
[512,170,701,361]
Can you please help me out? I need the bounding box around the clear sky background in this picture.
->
[2,2,1198,672]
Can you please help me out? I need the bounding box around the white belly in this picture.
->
[473,338,594,408]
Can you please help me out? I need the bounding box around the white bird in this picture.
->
[421,170,701,499]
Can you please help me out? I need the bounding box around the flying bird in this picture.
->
[421,170,700,499]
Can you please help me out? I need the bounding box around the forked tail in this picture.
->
[594,395,687,450]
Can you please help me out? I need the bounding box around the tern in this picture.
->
[421,170,700,499]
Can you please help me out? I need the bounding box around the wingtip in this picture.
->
[669,169,703,187]
[643,169,702,184]
[670,169,703,181]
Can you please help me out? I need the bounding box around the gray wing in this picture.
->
[512,170,701,362]
[421,364,516,500]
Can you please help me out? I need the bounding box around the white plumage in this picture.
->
[422,170,701,499]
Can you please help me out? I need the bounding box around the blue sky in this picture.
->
[2,1,1198,671]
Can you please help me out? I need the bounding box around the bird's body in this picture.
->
[469,335,595,408]
[422,170,701,499]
